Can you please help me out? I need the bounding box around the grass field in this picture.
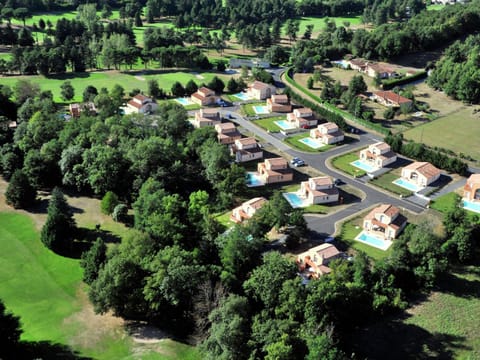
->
[331,152,366,177]
[252,116,286,131]
[0,210,200,359]
[369,171,413,197]
[284,133,335,153]
[0,70,230,103]
[286,16,363,38]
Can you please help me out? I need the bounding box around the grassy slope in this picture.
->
[0,211,199,359]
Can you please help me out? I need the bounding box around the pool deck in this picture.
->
[355,231,392,250]
[283,192,309,208]
[393,178,423,193]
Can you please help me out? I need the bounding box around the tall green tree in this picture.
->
[5,169,36,209]
[40,187,76,253]
[80,237,107,284]
[60,81,75,102]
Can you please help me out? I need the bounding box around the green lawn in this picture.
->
[0,70,230,103]
[286,16,362,37]
[369,172,413,197]
[241,102,268,116]
[430,192,480,223]
[284,133,334,153]
[252,116,286,132]
[215,210,235,230]
[427,4,446,10]
[0,211,199,359]
[331,152,366,177]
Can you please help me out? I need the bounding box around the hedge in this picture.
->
[382,71,427,90]
[284,68,390,136]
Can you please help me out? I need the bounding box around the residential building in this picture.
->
[70,102,97,118]
[286,107,318,128]
[366,63,396,79]
[231,197,268,223]
[347,58,368,72]
[191,87,217,106]
[310,122,344,145]
[359,142,397,169]
[191,108,221,128]
[247,81,276,100]
[230,137,263,163]
[266,94,292,113]
[257,158,293,184]
[297,243,342,278]
[401,162,441,187]
[363,204,408,240]
[372,90,413,108]
[299,177,339,205]
[464,174,480,202]
[125,94,158,114]
[215,122,242,145]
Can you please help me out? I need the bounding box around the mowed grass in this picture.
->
[369,171,413,197]
[0,70,231,103]
[0,211,200,359]
[285,16,362,38]
[403,106,480,163]
[284,132,335,153]
[331,152,366,177]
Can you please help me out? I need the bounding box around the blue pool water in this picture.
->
[332,60,349,69]
[283,193,307,208]
[253,105,270,114]
[299,137,324,149]
[463,200,480,214]
[175,97,193,106]
[233,92,250,101]
[246,172,264,187]
[356,232,391,250]
[274,120,296,130]
[393,178,421,192]
[351,160,376,173]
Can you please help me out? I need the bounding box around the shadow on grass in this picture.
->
[77,227,122,244]
[13,340,92,359]
[349,321,469,360]
[434,271,480,299]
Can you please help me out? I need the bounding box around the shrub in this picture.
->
[101,191,119,215]
[112,203,128,223]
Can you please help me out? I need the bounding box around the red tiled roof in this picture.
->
[373,91,412,105]
[403,162,441,178]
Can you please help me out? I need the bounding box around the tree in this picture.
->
[307,76,314,89]
[80,237,107,284]
[227,78,238,93]
[171,81,185,97]
[185,79,198,96]
[41,187,76,253]
[134,11,143,27]
[0,299,22,358]
[5,169,36,209]
[207,76,225,93]
[383,107,395,120]
[13,7,31,27]
[113,204,128,223]
[83,85,98,102]
[147,79,161,99]
[200,294,251,360]
[101,191,119,215]
[60,81,75,102]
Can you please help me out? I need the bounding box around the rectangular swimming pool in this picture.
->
[253,105,270,115]
[298,137,324,149]
[175,97,194,106]
[351,160,376,173]
[246,172,264,187]
[332,60,349,69]
[355,232,392,250]
[463,200,480,214]
[283,192,307,208]
[393,178,422,192]
[233,92,250,101]
[274,120,296,130]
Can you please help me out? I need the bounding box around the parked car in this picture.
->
[293,159,305,167]
[290,157,301,165]
[301,124,311,129]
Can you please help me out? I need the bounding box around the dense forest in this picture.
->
[427,34,480,104]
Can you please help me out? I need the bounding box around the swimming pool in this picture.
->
[233,92,251,101]
[393,178,422,192]
[253,105,270,115]
[351,160,376,173]
[274,120,296,130]
[332,60,349,69]
[283,192,307,208]
[298,137,324,149]
[355,231,392,250]
[246,172,264,187]
[463,200,480,214]
[175,97,194,106]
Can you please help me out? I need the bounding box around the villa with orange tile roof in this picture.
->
[363,204,407,240]
[464,174,480,202]
[215,122,242,145]
[286,107,318,128]
[401,162,441,188]
[247,81,276,100]
[310,122,344,145]
[372,90,413,108]
[266,94,292,113]
[230,137,263,163]
[125,94,158,114]
[191,108,221,128]
[296,243,342,278]
[299,177,339,205]
[366,63,396,79]
[257,158,293,184]
[231,197,267,223]
[69,102,97,118]
[359,142,397,169]
[191,87,218,106]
